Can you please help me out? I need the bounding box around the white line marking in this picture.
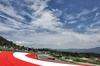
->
[13,52,83,66]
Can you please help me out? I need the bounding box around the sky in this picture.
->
[0,0,100,49]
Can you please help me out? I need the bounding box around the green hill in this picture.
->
[0,36,17,47]
[0,36,27,50]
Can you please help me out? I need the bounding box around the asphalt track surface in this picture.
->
[37,54,67,63]
[0,51,93,66]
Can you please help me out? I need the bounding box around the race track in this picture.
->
[0,51,93,66]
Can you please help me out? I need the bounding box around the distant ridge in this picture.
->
[56,47,100,53]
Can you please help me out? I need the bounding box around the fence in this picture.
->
[0,49,32,53]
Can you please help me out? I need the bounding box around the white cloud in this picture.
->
[77,7,99,18]
[52,9,62,17]
[0,4,25,20]
[65,8,98,22]
[15,41,32,45]
[86,28,100,32]
[30,0,49,16]
[77,9,91,18]
[95,12,100,17]
[57,42,62,45]
[86,21,100,32]
[90,21,100,28]
[31,11,63,31]
[65,14,75,20]
[92,7,98,12]
[79,17,87,21]
[0,15,22,29]
[10,31,100,49]
[55,0,63,4]
[0,0,62,32]
[0,22,14,31]
[29,0,63,32]
[67,20,77,24]
[0,0,63,32]
[87,20,100,32]
[93,12,100,21]
[77,24,84,29]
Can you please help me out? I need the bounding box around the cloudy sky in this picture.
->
[0,0,100,49]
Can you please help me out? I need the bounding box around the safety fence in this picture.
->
[0,49,32,53]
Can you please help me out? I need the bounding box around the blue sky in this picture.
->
[0,0,100,49]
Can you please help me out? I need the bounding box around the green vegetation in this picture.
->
[0,36,17,48]
[0,36,27,50]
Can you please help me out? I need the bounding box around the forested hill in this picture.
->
[0,36,17,47]
[0,36,27,50]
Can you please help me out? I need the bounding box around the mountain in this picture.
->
[56,47,100,53]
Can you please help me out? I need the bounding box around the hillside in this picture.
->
[0,36,27,50]
[0,36,17,47]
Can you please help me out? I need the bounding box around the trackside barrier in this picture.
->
[0,49,22,52]
[0,49,32,53]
